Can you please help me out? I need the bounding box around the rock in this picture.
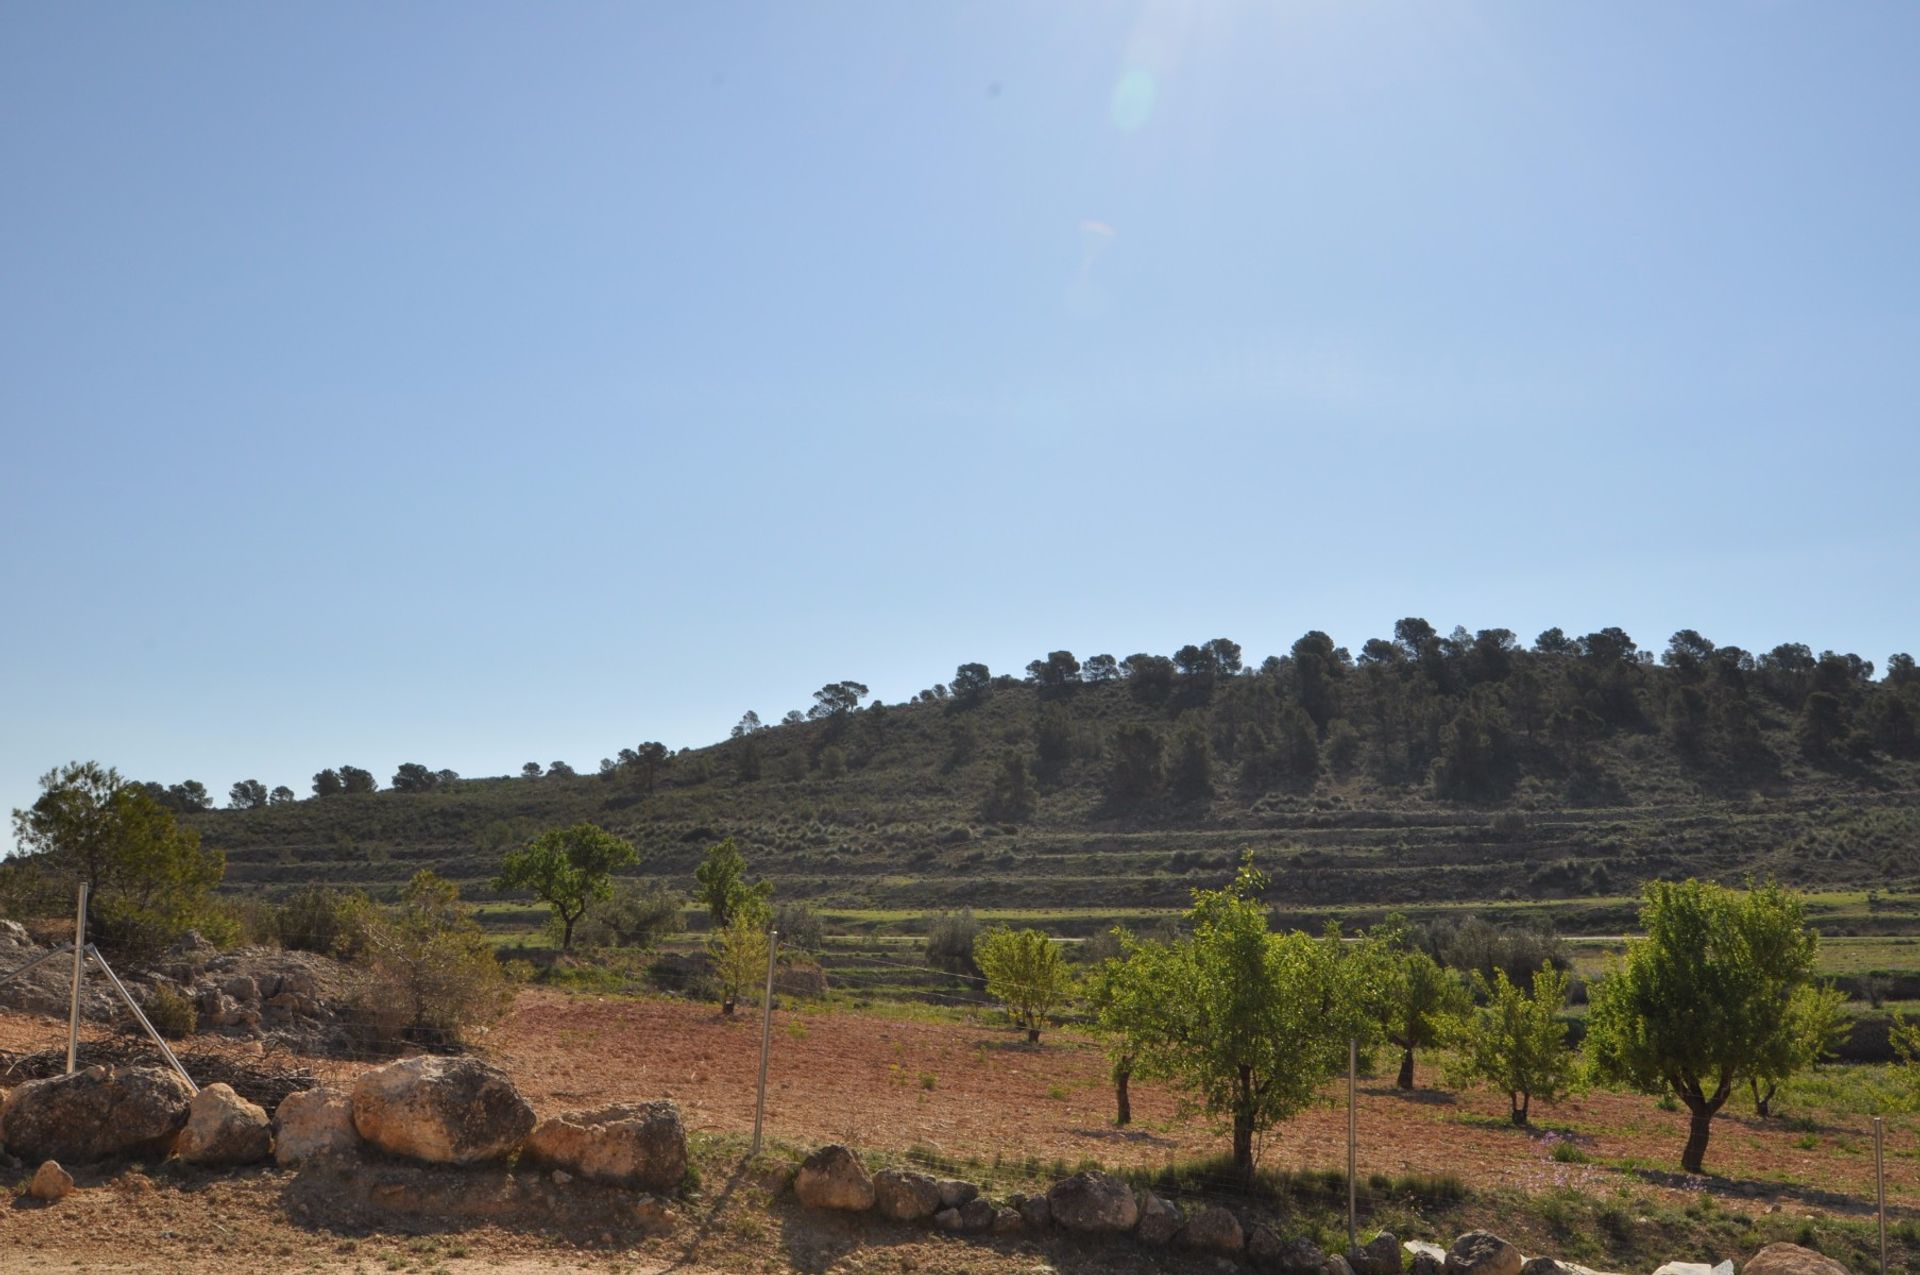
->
[221,975,260,1004]
[1181,1204,1245,1253]
[1250,1227,1286,1267]
[1354,1232,1404,1275]
[936,1177,979,1209]
[1017,1193,1052,1229]
[177,1083,273,1166]
[872,1167,944,1221]
[1447,1232,1524,1275]
[633,1195,679,1234]
[0,919,29,945]
[274,1086,358,1164]
[1137,1192,1182,1245]
[1652,1265,1733,1275]
[955,1197,995,1232]
[934,1206,962,1231]
[992,1206,1023,1235]
[1268,1237,1331,1275]
[28,1160,74,1201]
[1520,1261,1566,1275]
[1327,1257,1358,1275]
[1743,1247,1849,1275]
[1411,1254,1444,1275]
[1046,1170,1139,1233]
[523,1100,686,1192]
[1407,1243,1449,1263]
[0,1065,193,1163]
[793,1144,874,1211]
[349,1056,534,1166]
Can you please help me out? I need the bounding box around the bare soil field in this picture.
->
[1,989,1915,1274]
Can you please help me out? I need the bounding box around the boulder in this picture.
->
[1447,1232,1524,1275]
[524,1100,686,1191]
[1181,1204,1245,1253]
[0,1065,193,1163]
[1266,1237,1332,1275]
[28,1160,74,1201]
[1250,1227,1286,1267]
[274,1086,359,1164]
[1652,1264,1732,1275]
[221,975,260,1004]
[633,1195,679,1234]
[349,1056,534,1166]
[1137,1192,1181,1245]
[1047,1170,1139,1233]
[933,1206,961,1231]
[1411,1253,1444,1275]
[1017,1193,1052,1229]
[1354,1232,1404,1275]
[954,1197,995,1232]
[0,919,29,945]
[177,1083,273,1166]
[937,1177,979,1209]
[1743,1247,1849,1275]
[793,1144,874,1211]
[1328,1257,1358,1275]
[992,1206,1023,1235]
[1521,1261,1568,1275]
[872,1168,944,1221]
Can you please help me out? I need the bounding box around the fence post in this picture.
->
[66,883,88,1073]
[1874,1116,1885,1275]
[85,945,197,1094]
[751,928,780,1158]
[1347,1036,1358,1251]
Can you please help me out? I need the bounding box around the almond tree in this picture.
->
[974,926,1071,1044]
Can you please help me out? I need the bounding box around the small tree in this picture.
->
[228,779,269,810]
[268,785,296,805]
[1586,879,1823,1172]
[1455,965,1574,1124]
[492,823,639,950]
[1086,930,1180,1125]
[338,765,377,794]
[1893,1012,1920,1111]
[975,926,1072,1043]
[1748,981,1848,1117]
[1363,919,1470,1089]
[312,768,344,798]
[950,663,993,705]
[576,881,684,950]
[521,762,543,779]
[695,838,771,928]
[709,908,770,1016]
[925,909,981,978]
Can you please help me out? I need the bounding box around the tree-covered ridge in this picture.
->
[115,619,1920,915]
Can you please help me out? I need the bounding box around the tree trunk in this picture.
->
[1681,1099,1715,1174]
[1752,1080,1775,1119]
[1114,1059,1133,1127]
[1511,1091,1529,1125]
[722,995,736,1017]
[562,915,575,950]
[1397,1047,1416,1090]
[1232,1108,1255,1181]
[1028,1027,1040,1044]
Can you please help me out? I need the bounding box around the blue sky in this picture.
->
[3,2,1915,821]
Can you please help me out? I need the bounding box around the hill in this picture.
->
[179,623,1920,936]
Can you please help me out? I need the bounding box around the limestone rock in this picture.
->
[1742,1246,1850,1275]
[1327,1256,1358,1275]
[936,1177,979,1208]
[633,1195,679,1234]
[793,1144,874,1211]
[1181,1204,1245,1253]
[0,1065,193,1163]
[177,1083,273,1165]
[954,1197,995,1232]
[28,1160,74,1201]
[1136,1192,1181,1245]
[274,1086,359,1165]
[1267,1237,1332,1275]
[872,1167,943,1221]
[1017,1193,1052,1229]
[1447,1232,1523,1275]
[524,1100,686,1191]
[992,1206,1022,1235]
[1046,1170,1139,1233]
[1353,1232,1403,1275]
[1411,1252,1444,1275]
[349,1056,534,1166]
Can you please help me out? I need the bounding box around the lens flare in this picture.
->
[1110,69,1156,131]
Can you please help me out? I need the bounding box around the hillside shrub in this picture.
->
[575,881,684,950]
[140,984,197,1039]
[343,871,512,1053]
[925,909,981,978]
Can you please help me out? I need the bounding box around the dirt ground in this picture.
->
[1,990,1914,1273]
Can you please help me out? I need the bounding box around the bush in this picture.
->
[772,901,826,953]
[140,984,197,1039]
[342,872,512,1053]
[273,885,375,957]
[925,909,981,978]
[574,882,685,950]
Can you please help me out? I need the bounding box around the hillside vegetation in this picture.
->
[170,623,1920,929]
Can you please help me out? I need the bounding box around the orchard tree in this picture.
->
[1087,930,1183,1125]
[491,823,639,950]
[1454,966,1575,1124]
[695,838,771,928]
[710,909,771,1016]
[1586,879,1824,1172]
[974,926,1072,1044]
[1747,981,1847,1117]
[1123,855,1375,1179]
[1362,918,1470,1089]
[228,779,269,810]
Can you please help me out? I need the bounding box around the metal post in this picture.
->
[1873,1116,1886,1275]
[750,929,780,1158]
[66,884,88,1073]
[86,945,197,1094]
[1347,1037,1358,1251]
